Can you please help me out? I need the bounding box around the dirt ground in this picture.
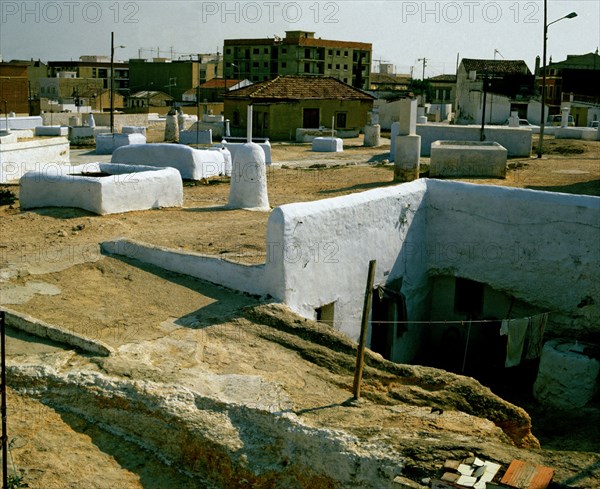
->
[0,135,599,488]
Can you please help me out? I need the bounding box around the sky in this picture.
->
[1,0,598,77]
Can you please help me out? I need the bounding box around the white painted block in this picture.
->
[35,126,69,137]
[96,133,147,155]
[20,162,183,215]
[430,140,507,178]
[111,143,227,180]
[0,137,70,183]
[179,129,212,145]
[228,142,270,211]
[312,137,343,152]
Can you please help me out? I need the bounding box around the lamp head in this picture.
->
[565,12,577,19]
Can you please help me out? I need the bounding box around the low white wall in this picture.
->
[111,143,227,180]
[0,137,70,183]
[0,116,43,131]
[416,124,532,157]
[101,239,268,296]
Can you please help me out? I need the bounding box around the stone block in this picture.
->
[429,140,507,178]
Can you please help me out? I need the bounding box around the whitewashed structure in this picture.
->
[227,142,270,210]
[430,141,507,178]
[20,162,182,215]
[0,137,70,183]
[111,143,230,180]
[103,180,599,365]
[96,133,147,155]
[312,137,343,152]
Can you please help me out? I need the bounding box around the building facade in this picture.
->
[455,58,534,124]
[223,31,371,90]
[48,57,129,93]
[224,75,374,140]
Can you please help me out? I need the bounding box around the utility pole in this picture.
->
[417,57,428,80]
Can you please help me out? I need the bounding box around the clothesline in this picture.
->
[369,313,554,325]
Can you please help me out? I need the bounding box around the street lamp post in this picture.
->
[537,3,577,158]
[110,32,125,134]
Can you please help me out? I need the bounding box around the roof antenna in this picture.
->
[494,49,504,60]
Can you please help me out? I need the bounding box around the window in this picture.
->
[304,62,310,73]
[305,48,311,58]
[253,48,259,54]
[344,50,348,57]
[336,64,340,69]
[454,278,484,316]
[328,49,333,56]
[344,64,348,70]
[233,109,240,126]
[281,62,287,68]
[316,302,335,326]
[343,78,348,83]
[92,68,97,77]
[253,61,259,68]
[264,48,269,54]
[336,50,340,56]
[336,112,347,128]
[281,47,287,54]
[327,64,332,69]
[263,61,268,67]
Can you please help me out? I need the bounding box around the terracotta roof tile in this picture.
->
[461,58,531,75]
[226,76,374,101]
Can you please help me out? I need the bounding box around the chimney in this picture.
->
[535,56,540,76]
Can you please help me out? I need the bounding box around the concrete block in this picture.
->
[296,128,337,143]
[179,129,212,145]
[20,162,183,215]
[0,115,43,131]
[394,135,420,182]
[0,131,18,144]
[430,140,507,178]
[397,98,417,136]
[35,126,69,137]
[122,126,147,136]
[96,133,147,155]
[312,137,343,152]
[534,339,600,409]
[416,124,531,157]
[0,137,70,183]
[363,124,381,147]
[111,143,227,180]
[228,142,270,211]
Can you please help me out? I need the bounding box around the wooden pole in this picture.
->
[1,310,7,489]
[353,260,377,400]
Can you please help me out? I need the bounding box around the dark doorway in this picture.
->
[303,108,319,128]
[370,288,407,360]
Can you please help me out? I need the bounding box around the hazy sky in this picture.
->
[1,0,598,76]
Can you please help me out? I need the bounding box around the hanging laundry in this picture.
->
[500,319,509,336]
[526,313,548,360]
[504,317,529,368]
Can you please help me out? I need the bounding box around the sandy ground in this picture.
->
[0,135,599,488]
